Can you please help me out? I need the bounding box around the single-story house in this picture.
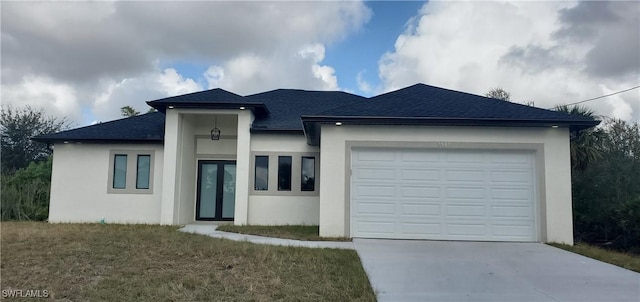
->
[34,83,599,244]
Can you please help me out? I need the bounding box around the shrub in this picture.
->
[1,158,52,221]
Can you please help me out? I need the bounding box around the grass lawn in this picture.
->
[1,222,374,301]
[549,242,640,273]
[216,225,351,242]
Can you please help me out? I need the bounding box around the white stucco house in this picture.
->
[35,84,599,244]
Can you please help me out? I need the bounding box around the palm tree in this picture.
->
[553,105,602,170]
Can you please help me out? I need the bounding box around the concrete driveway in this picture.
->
[354,239,640,302]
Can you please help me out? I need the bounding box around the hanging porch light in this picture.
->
[211,116,221,140]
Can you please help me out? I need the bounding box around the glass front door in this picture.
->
[196,160,236,221]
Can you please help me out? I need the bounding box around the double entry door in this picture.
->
[196,160,236,221]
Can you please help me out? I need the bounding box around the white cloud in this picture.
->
[1,76,81,121]
[92,68,202,122]
[2,1,371,124]
[601,85,633,121]
[205,44,339,95]
[378,1,639,122]
[356,71,375,95]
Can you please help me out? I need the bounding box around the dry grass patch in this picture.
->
[1,222,374,301]
[549,242,640,273]
[216,225,351,242]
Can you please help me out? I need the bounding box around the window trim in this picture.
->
[107,150,155,194]
[249,152,320,196]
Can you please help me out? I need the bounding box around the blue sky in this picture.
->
[322,1,424,95]
[163,1,424,98]
[2,1,638,125]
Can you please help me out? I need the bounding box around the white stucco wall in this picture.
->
[248,196,320,225]
[247,133,321,225]
[318,125,573,244]
[49,143,164,224]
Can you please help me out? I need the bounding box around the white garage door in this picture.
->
[351,148,536,242]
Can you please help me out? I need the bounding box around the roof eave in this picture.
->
[300,116,601,145]
[250,128,304,134]
[146,101,270,117]
[32,137,164,144]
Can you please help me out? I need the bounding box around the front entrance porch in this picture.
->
[159,108,252,225]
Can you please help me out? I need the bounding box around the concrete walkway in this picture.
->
[179,224,354,249]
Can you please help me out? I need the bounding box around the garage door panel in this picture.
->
[445,170,486,182]
[491,205,532,218]
[446,187,486,199]
[446,204,486,217]
[352,184,396,197]
[401,222,442,235]
[445,152,485,163]
[353,168,395,180]
[492,223,533,238]
[356,221,396,235]
[489,153,532,165]
[446,223,487,236]
[400,186,441,198]
[401,169,441,181]
[355,150,395,162]
[490,170,531,182]
[490,188,531,201]
[400,151,441,162]
[351,148,536,242]
[356,202,395,215]
[401,203,441,216]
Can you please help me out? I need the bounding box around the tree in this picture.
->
[553,105,602,171]
[120,106,140,117]
[570,118,640,251]
[0,106,70,174]
[485,87,511,101]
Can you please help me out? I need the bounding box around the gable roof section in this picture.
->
[246,89,366,132]
[32,112,165,143]
[35,83,600,145]
[301,84,600,145]
[147,88,269,117]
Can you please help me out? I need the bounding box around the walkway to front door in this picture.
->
[196,160,236,221]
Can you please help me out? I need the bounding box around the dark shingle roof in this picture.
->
[299,84,600,145]
[147,88,269,116]
[246,89,366,131]
[315,84,598,123]
[32,112,165,143]
[35,83,600,144]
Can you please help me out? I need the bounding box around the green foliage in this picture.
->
[485,87,511,101]
[120,106,140,117]
[1,105,69,174]
[1,157,52,221]
[571,118,640,252]
[553,105,603,170]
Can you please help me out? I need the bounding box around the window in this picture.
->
[113,154,127,189]
[251,152,318,195]
[278,156,292,191]
[108,150,154,194]
[301,157,315,191]
[254,156,269,190]
[136,155,151,189]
